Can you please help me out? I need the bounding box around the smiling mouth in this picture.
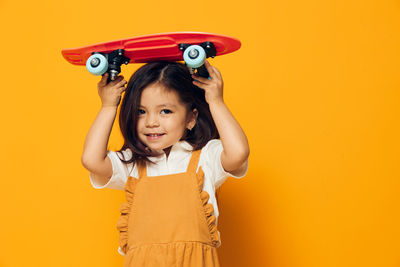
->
[145,133,165,137]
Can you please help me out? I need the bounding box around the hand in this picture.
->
[191,60,224,104]
[97,72,127,107]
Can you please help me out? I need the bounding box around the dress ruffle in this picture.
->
[196,167,221,248]
[124,241,220,266]
[116,177,138,255]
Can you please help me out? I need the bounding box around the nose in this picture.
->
[145,113,159,127]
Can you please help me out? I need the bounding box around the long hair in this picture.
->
[115,61,222,201]
[116,60,219,166]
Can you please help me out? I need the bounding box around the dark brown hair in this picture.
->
[115,61,220,171]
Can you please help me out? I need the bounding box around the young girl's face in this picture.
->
[137,83,197,154]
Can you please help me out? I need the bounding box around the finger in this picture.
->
[110,75,124,85]
[192,79,205,89]
[212,66,222,80]
[119,85,127,93]
[118,79,127,87]
[204,60,217,80]
[99,72,109,85]
[192,74,211,84]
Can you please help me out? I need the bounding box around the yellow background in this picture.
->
[1,0,399,266]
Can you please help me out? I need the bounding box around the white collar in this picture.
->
[147,140,193,161]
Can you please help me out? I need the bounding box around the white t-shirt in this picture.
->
[89,138,249,255]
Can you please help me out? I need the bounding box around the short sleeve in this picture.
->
[203,139,249,189]
[89,150,131,190]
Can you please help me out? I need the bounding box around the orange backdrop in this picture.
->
[1,0,399,266]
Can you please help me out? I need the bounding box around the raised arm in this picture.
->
[192,60,250,175]
[81,73,127,185]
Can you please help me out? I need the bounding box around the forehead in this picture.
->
[140,83,183,108]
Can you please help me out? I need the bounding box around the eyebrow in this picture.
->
[139,104,177,108]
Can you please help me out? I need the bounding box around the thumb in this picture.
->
[99,72,109,85]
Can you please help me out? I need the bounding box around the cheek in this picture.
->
[136,118,144,130]
[160,118,172,128]
[160,117,178,130]
[172,117,188,131]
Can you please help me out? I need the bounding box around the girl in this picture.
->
[81,60,249,267]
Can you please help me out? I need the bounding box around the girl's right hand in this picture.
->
[97,72,127,107]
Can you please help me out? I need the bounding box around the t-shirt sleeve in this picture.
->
[89,150,130,190]
[203,139,249,189]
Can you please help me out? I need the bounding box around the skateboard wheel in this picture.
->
[86,54,108,75]
[183,45,206,68]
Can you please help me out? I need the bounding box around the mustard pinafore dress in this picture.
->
[116,149,221,267]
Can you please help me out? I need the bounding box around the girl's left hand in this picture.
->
[191,60,224,104]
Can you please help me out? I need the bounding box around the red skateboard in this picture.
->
[61,31,241,81]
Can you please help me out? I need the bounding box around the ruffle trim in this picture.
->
[124,241,220,266]
[116,176,138,255]
[197,167,221,248]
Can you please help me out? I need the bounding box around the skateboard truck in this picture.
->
[86,49,130,82]
[179,42,216,79]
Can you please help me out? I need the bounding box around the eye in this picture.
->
[161,109,172,114]
[138,109,145,115]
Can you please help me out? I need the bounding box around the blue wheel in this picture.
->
[183,45,206,68]
[86,53,108,75]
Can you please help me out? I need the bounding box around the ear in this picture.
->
[187,108,198,130]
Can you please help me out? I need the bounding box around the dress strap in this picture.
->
[187,149,202,174]
[137,160,147,179]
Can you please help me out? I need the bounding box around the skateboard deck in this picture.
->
[61,31,241,80]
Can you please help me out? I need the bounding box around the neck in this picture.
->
[163,146,172,158]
